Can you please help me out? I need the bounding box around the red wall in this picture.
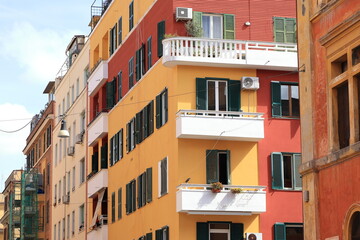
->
[257,70,303,239]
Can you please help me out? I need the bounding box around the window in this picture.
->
[84,66,90,88]
[67,92,70,110]
[137,168,152,208]
[91,152,99,173]
[67,214,70,239]
[80,159,85,184]
[76,78,80,97]
[140,233,153,240]
[157,21,165,57]
[271,82,299,118]
[58,221,61,240]
[111,192,116,223]
[46,125,51,147]
[110,129,123,166]
[129,57,134,88]
[62,218,65,240]
[271,152,302,190]
[136,101,154,143]
[54,224,57,240]
[118,17,122,46]
[55,144,58,166]
[274,223,303,240]
[158,157,168,197]
[71,85,74,104]
[206,150,230,185]
[59,180,61,203]
[67,172,70,195]
[110,24,117,55]
[47,163,51,185]
[196,78,241,112]
[101,143,108,169]
[106,78,116,110]
[197,222,243,240]
[273,17,296,43]
[80,111,85,133]
[136,44,146,81]
[54,184,57,204]
[59,139,62,162]
[350,211,360,239]
[71,211,75,235]
[117,71,122,101]
[352,45,360,66]
[156,89,168,129]
[193,12,235,39]
[129,1,134,31]
[63,176,66,199]
[118,188,122,220]
[335,81,350,148]
[79,204,84,230]
[147,36,152,70]
[126,118,136,152]
[46,200,50,223]
[155,226,169,240]
[72,167,75,191]
[126,179,136,214]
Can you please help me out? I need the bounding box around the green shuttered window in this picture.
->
[157,21,165,57]
[111,192,115,223]
[271,152,302,190]
[196,222,243,240]
[273,17,296,43]
[274,223,303,240]
[155,226,169,240]
[156,89,168,129]
[117,188,122,220]
[271,81,300,118]
[196,78,240,111]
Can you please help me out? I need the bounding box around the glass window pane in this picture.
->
[213,16,222,39]
[218,82,227,111]
[286,226,304,240]
[283,155,293,188]
[210,233,228,240]
[202,16,210,38]
[291,86,300,117]
[281,85,289,116]
[208,81,215,110]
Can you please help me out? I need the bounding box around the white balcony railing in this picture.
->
[88,112,108,146]
[163,37,297,71]
[87,224,108,240]
[176,184,266,215]
[88,60,108,97]
[176,110,264,142]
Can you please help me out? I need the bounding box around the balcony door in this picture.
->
[207,80,228,112]
[206,150,230,185]
[202,15,223,39]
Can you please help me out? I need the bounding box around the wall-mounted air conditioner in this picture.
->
[75,131,84,144]
[176,7,193,21]
[63,194,70,204]
[67,146,75,156]
[242,77,260,90]
[246,233,262,240]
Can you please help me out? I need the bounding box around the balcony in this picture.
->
[176,184,266,215]
[88,224,108,240]
[88,60,108,97]
[88,169,108,198]
[163,37,297,71]
[88,112,108,146]
[176,110,264,142]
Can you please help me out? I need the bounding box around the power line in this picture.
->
[0,120,32,133]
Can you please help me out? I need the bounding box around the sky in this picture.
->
[0,0,93,191]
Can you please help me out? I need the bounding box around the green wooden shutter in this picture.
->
[164,89,168,123]
[271,152,284,189]
[144,106,148,138]
[149,100,154,135]
[126,183,130,214]
[160,158,167,195]
[274,17,285,43]
[206,150,218,184]
[224,14,235,40]
[226,150,231,184]
[155,229,162,240]
[193,12,203,35]
[196,78,207,110]
[230,223,244,240]
[109,138,113,166]
[118,188,122,219]
[135,112,141,144]
[117,71,122,101]
[228,80,241,111]
[119,129,123,159]
[164,226,169,240]
[101,144,108,169]
[106,81,114,109]
[132,180,136,212]
[146,232,152,240]
[156,94,161,129]
[196,222,208,240]
[271,81,282,117]
[285,18,296,43]
[136,49,140,81]
[111,192,115,222]
[126,122,130,152]
[274,223,286,240]
[137,175,141,208]
[157,21,165,57]
[146,167,152,203]
[293,154,302,190]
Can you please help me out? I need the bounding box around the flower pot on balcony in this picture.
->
[211,182,223,193]
[211,188,222,193]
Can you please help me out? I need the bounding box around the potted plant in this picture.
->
[211,182,223,193]
[231,188,243,194]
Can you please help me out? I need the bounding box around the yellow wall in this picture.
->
[89,0,157,68]
[107,60,260,239]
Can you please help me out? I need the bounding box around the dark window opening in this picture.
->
[331,54,348,78]
[336,81,350,149]
[283,155,293,189]
[218,152,229,185]
[351,211,360,240]
[352,45,360,66]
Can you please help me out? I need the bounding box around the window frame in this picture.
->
[129,1,134,31]
[156,88,168,129]
[271,81,300,118]
[274,222,303,240]
[158,157,168,197]
[206,150,230,185]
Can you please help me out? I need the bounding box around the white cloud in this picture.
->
[0,103,33,178]
[0,21,76,84]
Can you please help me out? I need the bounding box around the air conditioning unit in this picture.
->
[67,146,75,156]
[63,194,70,204]
[246,233,262,240]
[242,77,260,90]
[99,215,108,225]
[75,131,84,144]
[176,7,193,21]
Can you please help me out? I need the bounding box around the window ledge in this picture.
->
[272,116,300,120]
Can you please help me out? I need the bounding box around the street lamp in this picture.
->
[58,120,70,138]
